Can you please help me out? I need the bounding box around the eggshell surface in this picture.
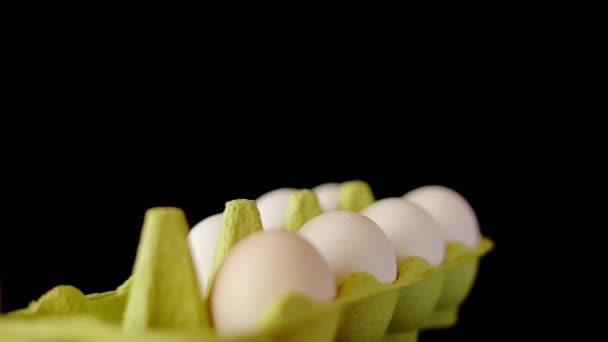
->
[210,230,336,336]
[361,198,445,266]
[256,188,294,230]
[403,185,481,248]
[187,213,223,296]
[313,182,340,212]
[298,211,397,284]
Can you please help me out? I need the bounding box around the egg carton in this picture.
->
[0,181,493,342]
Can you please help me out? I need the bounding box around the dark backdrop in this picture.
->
[0,143,515,341]
[0,21,555,340]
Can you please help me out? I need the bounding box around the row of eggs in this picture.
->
[187,184,481,335]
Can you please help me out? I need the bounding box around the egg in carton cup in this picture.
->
[0,181,493,341]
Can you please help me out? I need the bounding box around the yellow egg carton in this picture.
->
[0,181,493,341]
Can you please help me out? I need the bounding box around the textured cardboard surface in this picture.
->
[339,180,375,211]
[284,189,322,232]
[422,242,482,330]
[336,273,399,342]
[122,207,209,332]
[7,278,131,323]
[207,200,263,295]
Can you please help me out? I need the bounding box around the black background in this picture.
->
[0,13,575,339]
[0,42,534,339]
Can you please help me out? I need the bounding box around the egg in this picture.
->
[210,230,336,336]
[297,211,397,284]
[256,188,294,230]
[361,198,445,266]
[403,185,480,248]
[187,213,222,295]
[313,182,340,212]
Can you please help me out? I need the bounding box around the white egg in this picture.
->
[210,230,336,336]
[256,188,294,230]
[361,198,445,266]
[187,213,223,296]
[298,211,397,284]
[403,185,481,249]
[313,182,340,212]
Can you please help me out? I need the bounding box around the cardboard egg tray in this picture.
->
[0,181,493,341]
